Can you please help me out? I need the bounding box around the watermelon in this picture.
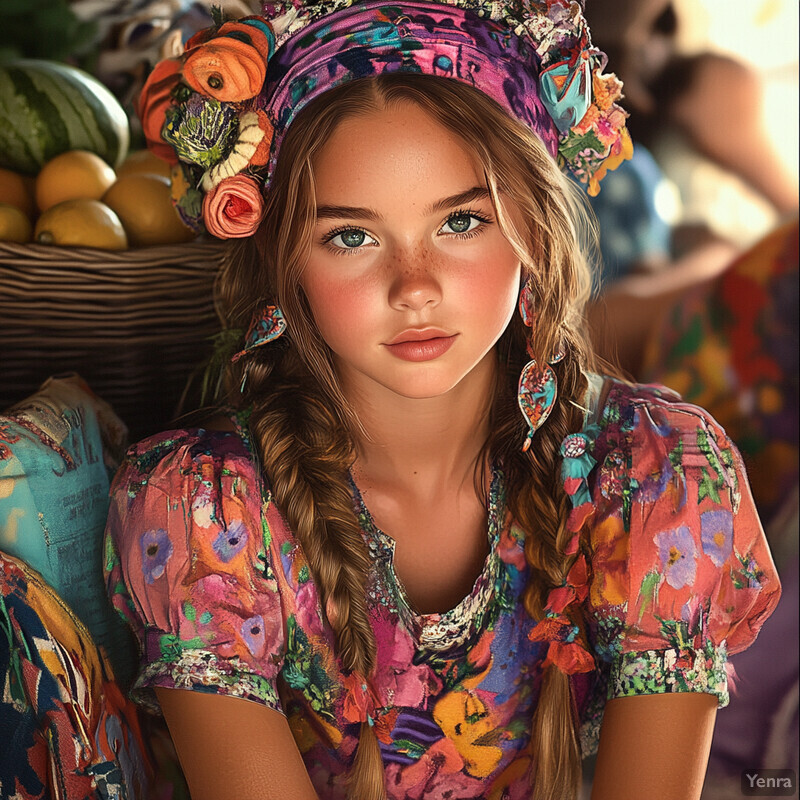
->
[0,60,130,175]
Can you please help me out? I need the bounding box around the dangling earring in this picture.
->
[231,303,287,392]
[517,282,563,452]
[231,303,287,364]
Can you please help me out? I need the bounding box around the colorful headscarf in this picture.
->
[140,0,632,238]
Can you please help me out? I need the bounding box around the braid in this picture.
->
[523,359,586,800]
[493,321,589,800]
[243,352,387,799]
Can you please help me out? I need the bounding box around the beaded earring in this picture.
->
[517,282,564,452]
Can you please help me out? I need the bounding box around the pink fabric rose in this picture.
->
[202,174,264,238]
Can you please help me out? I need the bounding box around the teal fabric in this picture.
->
[0,374,136,686]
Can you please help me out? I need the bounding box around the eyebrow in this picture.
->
[315,186,492,221]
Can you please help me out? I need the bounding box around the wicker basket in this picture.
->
[0,239,227,442]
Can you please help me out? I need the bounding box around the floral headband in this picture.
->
[140,0,632,239]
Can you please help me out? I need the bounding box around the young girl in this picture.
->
[104,2,781,799]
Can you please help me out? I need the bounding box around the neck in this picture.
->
[344,354,497,497]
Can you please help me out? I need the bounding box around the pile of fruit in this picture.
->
[0,59,196,250]
[0,150,196,249]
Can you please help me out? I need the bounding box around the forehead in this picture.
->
[310,101,484,207]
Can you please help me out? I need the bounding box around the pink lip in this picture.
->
[384,329,457,362]
[387,327,452,345]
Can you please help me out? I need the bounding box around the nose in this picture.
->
[387,246,443,312]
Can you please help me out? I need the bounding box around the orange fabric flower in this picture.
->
[546,641,596,674]
[183,35,269,102]
[202,174,264,239]
[340,672,379,725]
[137,58,182,165]
[528,615,595,674]
[587,126,634,196]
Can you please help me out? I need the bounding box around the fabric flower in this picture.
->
[202,174,265,239]
[587,126,634,196]
[341,671,379,725]
[592,70,624,111]
[141,529,173,583]
[201,112,269,190]
[656,525,699,589]
[528,614,594,674]
[162,94,240,169]
[182,20,272,102]
[137,58,183,164]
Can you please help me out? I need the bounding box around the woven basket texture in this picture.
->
[1,240,227,442]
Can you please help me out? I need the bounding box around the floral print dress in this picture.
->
[104,377,780,799]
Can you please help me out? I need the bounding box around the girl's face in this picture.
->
[301,100,523,403]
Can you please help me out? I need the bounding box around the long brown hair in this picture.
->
[216,73,598,800]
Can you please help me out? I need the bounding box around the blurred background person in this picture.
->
[584,0,798,376]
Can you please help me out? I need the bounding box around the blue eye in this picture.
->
[339,230,366,247]
[441,212,489,236]
[326,228,377,250]
[446,213,475,233]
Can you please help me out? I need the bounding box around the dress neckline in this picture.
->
[348,466,508,651]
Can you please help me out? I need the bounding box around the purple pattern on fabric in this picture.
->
[212,519,249,562]
[656,525,698,589]
[700,509,734,567]
[141,529,173,584]
[259,1,558,176]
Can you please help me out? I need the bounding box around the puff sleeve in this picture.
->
[584,384,781,708]
[104,428,288,715]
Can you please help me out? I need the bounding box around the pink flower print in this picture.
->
[141,529,173,584]
[656,526,698,589]
[295,579,326,639]
[240,614,266,657]
[399,736,481,800]
[373,609,435,708]
[700,509,733,567]
[212,519,248,562]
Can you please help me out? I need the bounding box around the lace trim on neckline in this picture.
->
[349,467,508,652]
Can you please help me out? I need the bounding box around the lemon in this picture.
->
[0,168,35,217]
[103,173,195,247]
[34,199,128,250]
[115,149,172,179]
[36,150,117,213]
[0,203,33,243]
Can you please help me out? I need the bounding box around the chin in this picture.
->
[379,371,472,400]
